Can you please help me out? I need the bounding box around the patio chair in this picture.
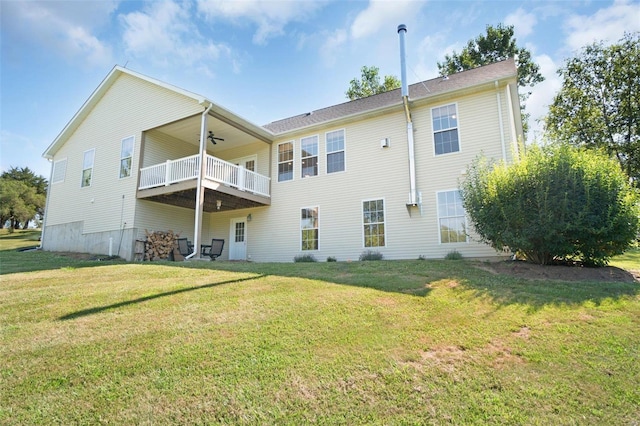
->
[176,238,192,257]
[201,238,225,261]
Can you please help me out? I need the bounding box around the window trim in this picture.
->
[81,148,95,188]
[362,197,386,248]
[300,134,319,178]
[431,103,461,156]
[436,189,468,244]
[119,136,135,179]
[300,206,319,251]
[326,128,346,174]
[51,157,67,184]
[277,141,294,182]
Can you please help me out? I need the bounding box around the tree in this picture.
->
[437,23,544,135]
[346,66,401,100]
[0,167,47,229]
[544,32,640,185]
[461,144,639,266]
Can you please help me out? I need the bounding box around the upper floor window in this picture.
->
[52,158,67,184]
[278,141,293,182]
[301,135,318,178]
[437,190,467,243]
[432,104,459,155]
[363,199,385,247]
[301,206,319,250]
[326,129,345,173]
[120,136,134,178]
[81,149,95,188]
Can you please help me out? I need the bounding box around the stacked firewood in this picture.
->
[144,229,179,261]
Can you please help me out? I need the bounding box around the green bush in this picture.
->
[359,250,384,261]
[294,254,317,263]
[326,256,337,262]
[444,250,463,260]
[461,144,639,266]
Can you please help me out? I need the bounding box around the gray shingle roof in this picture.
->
[263,58,516,134]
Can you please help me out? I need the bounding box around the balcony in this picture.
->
[137,154,270,211]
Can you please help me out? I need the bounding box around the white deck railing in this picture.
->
[139,154,270,198]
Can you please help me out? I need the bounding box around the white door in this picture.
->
[229,218,247,260]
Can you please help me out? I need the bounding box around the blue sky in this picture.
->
[1,0,639,179]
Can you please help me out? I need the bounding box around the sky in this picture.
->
[1,0,639,179]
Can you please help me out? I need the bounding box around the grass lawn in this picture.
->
[1,230,639,424]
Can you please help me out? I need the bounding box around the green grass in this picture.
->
[1,233,639,425]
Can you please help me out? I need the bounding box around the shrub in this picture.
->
[461,144,639,266]
[359,250,383,261]
[294,254,317,263]
[326,256,337,262]
[444,250,463,260]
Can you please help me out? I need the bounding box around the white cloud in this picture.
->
[350,0,420,40]
[565,0,640,51]
[197,0,323,45]
[1,0,116,67]
[121,1,230,70]
[505,8,537,38]
[320,29,348,66]
[525,54,562,142]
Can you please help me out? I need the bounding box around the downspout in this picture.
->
[39,158,54,249]
[185,102,213,259]
[398,24,418,207]
[505,84,519,157]
[495,81,507,162]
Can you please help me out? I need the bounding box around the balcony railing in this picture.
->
[139,154,270,198]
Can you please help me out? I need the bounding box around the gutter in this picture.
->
[185,102,213,259]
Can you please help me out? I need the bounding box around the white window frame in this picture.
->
[326,129,346,174]
[278,141,294,182]
[119,136,135,179]
[230,154,258,172]
[300,206,319,251]
[81,149,95,188]
[432,103,461,156]
[436,189,468,244]
[362,198,386,248]
[300,135,319,178]
[51,158,67,184]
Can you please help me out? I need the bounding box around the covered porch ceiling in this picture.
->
[141,186,269,213]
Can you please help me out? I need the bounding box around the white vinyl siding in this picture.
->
[301,135,318,178]
[51,158,67,184]
[278,141,294,182]
[363,199,385,247]
[432,104,460,155]
[437,190,467,243]
[301,206,319,250]
[120,136,134,178]
[326,129,345,173]
[81,149,95,187]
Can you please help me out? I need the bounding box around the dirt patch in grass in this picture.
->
[476,260,639,283]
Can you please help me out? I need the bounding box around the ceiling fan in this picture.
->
[207,131,224,145]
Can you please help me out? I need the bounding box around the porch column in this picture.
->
[188,102,212,259]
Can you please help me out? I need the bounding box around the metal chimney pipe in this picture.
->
[397,24,408,97]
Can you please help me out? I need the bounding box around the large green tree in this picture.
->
[346,66,401,100]
[0,167,47,229]
[437,23,544,135]
[545,32,639,185]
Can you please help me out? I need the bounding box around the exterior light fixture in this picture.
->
[216,199,222,210]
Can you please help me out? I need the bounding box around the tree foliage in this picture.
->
[461,144,639,266]
[437,23,544,135]
[346,66,401,100]
[0,167,47,229]
[545,32,640,185]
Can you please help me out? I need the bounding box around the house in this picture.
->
[41,30,522,262]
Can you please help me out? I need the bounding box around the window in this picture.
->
[326,129,345,173]
[120,136,134,178]
[52,158,67,184]
[432,104,459,155]
[301,135,318,178]
[437,190,467,243]
[363,199,385,247]
[301,207,319,250]
[81,149,95,187]
[278,142,293,182]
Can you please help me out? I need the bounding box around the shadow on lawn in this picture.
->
[59,274,266,320]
